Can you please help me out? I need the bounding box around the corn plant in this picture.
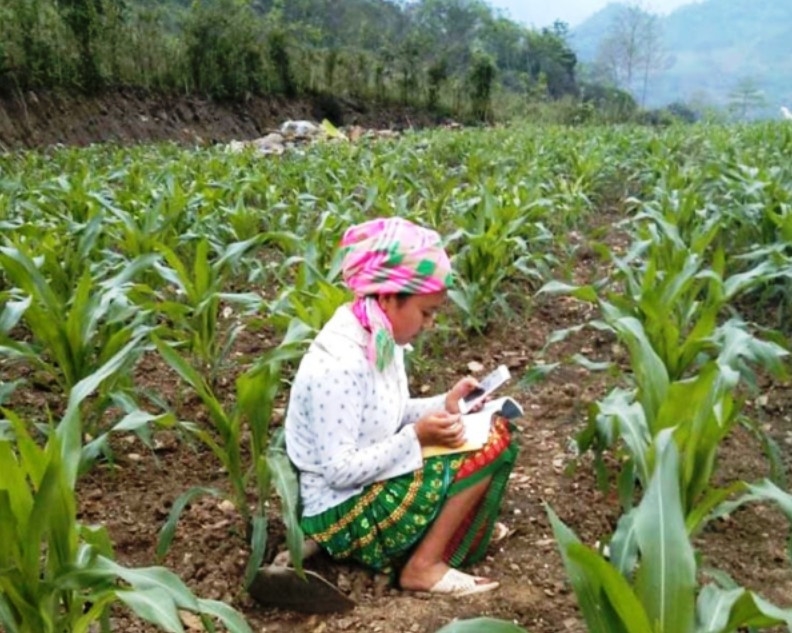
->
[0,378,252,633]
[571,311,789,524]
[541,224,784,383]
[153,319,311,586]
[0,245,155,433]
[268,245,348,335]
[446,190,555,333]
[146,237,265,383]
[0,379,22,405]
[548,432,792,633]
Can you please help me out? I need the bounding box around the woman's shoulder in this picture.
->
[311,304,368,355]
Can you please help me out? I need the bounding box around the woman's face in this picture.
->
[378,291,446,345]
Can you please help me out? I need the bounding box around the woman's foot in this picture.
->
[399,560,450,592]
[399,561,497,595]
[426,569,499,597]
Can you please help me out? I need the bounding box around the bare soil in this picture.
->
[0,88,446,150]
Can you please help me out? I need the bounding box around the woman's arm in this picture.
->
[402,394,447,425]
[401,375,482,424]
[293,364,425,489]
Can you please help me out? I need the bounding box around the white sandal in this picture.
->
[428,568,499,597]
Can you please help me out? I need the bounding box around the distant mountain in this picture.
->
[570,0,792,118]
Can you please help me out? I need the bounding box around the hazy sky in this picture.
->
[489,0,698,28]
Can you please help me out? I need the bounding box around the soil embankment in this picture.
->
[0,89,441,150]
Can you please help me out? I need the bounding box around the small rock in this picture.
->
[467,361,485,373]
[217,499,236,514]
[179,611,203,630]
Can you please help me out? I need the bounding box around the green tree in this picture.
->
[468,51,496,121]
[727,76,767,121]
[525,23,578,99]
[596,2,666,105]
[427,56,448,109]
[57,0,112,91]
[184,0,265,99]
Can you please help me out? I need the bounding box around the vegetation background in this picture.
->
[571,0,792,118]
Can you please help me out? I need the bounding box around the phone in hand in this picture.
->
[458,364,511,414]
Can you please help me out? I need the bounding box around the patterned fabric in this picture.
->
[300,417,518,578]
[340,217,453,371]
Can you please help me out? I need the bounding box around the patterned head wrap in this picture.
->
[340,217,453,371]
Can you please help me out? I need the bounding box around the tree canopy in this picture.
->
[0,0,583,120]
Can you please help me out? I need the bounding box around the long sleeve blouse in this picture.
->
[284,303,446,517]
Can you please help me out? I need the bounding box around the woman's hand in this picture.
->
[444,376,484,414]
[414,411,466,448]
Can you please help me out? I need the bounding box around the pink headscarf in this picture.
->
[340,217,453,370]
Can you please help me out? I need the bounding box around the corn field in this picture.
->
[2,122,792,632]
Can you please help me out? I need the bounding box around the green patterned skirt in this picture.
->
[300,417,518,576]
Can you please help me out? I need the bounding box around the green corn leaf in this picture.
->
[596,390,651,486]
[244,514,268,589]
[155,244,195,301]
[24,447,65,577]
[196,598,253,633]
[633,430,696,633]
[433,618,528,632]
[72,594,116,633]
[0,379,23,406]
[538,280,599,303]
[215,235,265,269]
[722,590,792,631]
[79,524,116,559]
[193,239,211,300]
[58,336,147,486]
[3,408,46,489]
[94,558,201,612]
[571,353,613,372]
[64,271,95,379]
[0,576,44,631]
[115,588,183,633]
[45,456,79,592]
[0,450,31,548]
[685,482,747,537]
[0,490,20,568]
[0,246,61,314]
[152,336,228,428]
[608,315,669,430]
[520,363,559,387]
[0,594,21,633]
[708,478,792,563]
[659,366,729,512]
[113,409,177,433]
[546,505,633,633]
[0,295,31,333]
[609,509,639,578]
[696,585,744,633]
[566,544,653,633]
[156,487,221,561]
[267,446,304,575]
[715,321,788,382]
[236,368,276,459]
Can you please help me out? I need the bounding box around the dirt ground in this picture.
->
[3,94,792,632]
[0,88,446,150]
[67,263,792,633]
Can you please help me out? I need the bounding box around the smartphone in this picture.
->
[458,364,511,414]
